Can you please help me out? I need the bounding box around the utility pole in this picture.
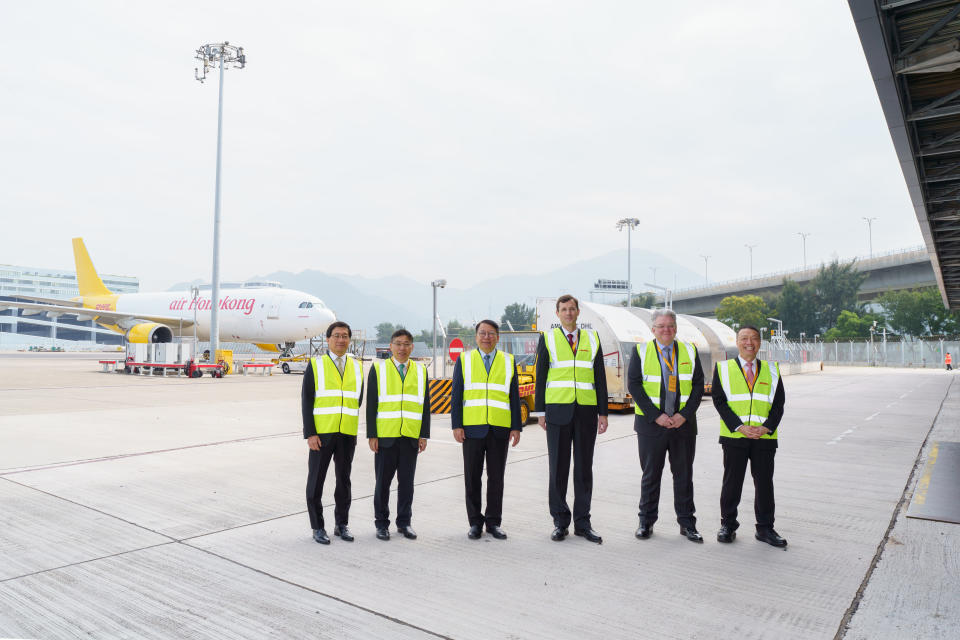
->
[862,216,877,257]
[195,42,246,361]
[699,254,711,284]
[431,279,447,377]
[797,232,811,269]
[616,218,640,306]
[745,243,758,279]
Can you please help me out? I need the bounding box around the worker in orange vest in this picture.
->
[947,352,953,371]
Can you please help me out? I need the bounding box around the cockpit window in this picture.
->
[298,302,314,309]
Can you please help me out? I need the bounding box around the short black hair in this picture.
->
[475,319,499,333]
[391,328,414,342]
[738,325,762,339]
[326,321,352,339]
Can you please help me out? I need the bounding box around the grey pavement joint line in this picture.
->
[0,431,300,475]
[0,541,174,584]
[180,542,455,640]
[833,377,954,640]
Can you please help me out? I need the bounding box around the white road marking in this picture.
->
[865,412,879,421]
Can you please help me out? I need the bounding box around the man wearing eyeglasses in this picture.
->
[366,328,430,541]
[451,320,523,540]
[302,321,363,545]
[627,309,705,543]
[533,294,609,544]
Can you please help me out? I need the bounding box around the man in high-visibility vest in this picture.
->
[366,328,430,541]
[302,321,363,545]
[946,352,953,371]
[451,319,522,540]
[533,294,609,544]
[711,325,787,547]
[628,308,705,542]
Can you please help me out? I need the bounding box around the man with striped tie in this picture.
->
[302,321,363,545]
[711,325,787,547]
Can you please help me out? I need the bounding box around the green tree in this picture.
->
[621,292,656,308]
[878,287,960,337]
[375,322,397,341]
[714,295,771,331]
[775,279,819,338]
[810,260,868,330]
[822,310,882,341]
[500,303,536,330]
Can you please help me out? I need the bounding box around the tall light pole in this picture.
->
[431,279,447,377]
[616,218,640,306]
[699,254,711,284]
[862,216,877,257]
[195,42,246,361]
[649,266,658,287]
[745,243,758,279]
[797,232,811,269]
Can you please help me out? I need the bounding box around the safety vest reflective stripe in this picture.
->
[634,341,696,416]
[462,349,513,427]
[544,328,599,406]
[375,360,425,438]
[312,355,362,436]
[716,358,779,440]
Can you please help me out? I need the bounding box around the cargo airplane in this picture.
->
[0,238,336,352]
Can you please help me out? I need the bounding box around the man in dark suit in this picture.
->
[712,325,787,547]
[302,321,363,544]
[533,294,608,544]
[627,308,704,542]
[451,320,523,540]
[366,329,430,541]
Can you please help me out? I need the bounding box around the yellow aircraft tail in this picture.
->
[72,238,114,297]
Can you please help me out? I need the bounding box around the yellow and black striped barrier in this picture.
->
[429,378,453,414]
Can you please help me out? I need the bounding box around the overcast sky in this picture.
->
[1,1,921,292]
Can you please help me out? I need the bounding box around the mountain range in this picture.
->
[170,249,702,335]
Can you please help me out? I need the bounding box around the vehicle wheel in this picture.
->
[191,368,202,378]
[520,402,530,425]
[282,363,290,374]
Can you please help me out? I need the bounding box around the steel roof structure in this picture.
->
[851,0,960,308]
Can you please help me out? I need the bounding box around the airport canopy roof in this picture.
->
[851,0,960,308]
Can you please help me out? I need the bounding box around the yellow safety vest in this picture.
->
[543,327,599,406]
[374,359,426,438]
[461,349,514,428]
[715,358,780,440]
[311,355,363,436]
[634,341,696,416]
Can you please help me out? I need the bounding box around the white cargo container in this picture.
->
[536,298,739,408]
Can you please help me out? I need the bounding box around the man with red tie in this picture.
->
[711,325,787,547]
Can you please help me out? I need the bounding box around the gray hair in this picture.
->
[651,309,677,324]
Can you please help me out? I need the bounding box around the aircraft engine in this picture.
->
[125,322,174,344]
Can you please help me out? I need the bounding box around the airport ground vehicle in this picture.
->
[275,354,310,374]
[498,331,540,424]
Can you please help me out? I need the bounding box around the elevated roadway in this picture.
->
[660,246,934,316]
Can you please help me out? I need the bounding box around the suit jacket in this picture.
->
[450,351,523,438]
[301,354,363,445]
[533,330,609,425]
[365,360,431,447]
[626,342,704,437]
[711,359,785,449]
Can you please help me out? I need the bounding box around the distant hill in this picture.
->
[171,249,701,335]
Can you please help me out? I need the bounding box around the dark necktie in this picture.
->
[567,332,575,350]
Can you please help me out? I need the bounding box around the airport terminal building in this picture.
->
[0,263,139,346]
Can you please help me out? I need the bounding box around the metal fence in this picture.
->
[761,338,959,368]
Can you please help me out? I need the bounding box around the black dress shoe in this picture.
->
[397,525,418,540]
[574,528,603,544]
[467,524,483,540]
[717,525,736,543]
[376,527,390,541]
[635,524,653,539]
[755,528,787,547]
[680,526,703,543]
[486,525,508,540]
[550,527,569,541]
[312,528,330,545]
[334,524,354,542]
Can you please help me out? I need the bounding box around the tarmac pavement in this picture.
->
[0,354,957,639]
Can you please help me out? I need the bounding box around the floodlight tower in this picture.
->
[616,218,641,306]
[195,41,246,361]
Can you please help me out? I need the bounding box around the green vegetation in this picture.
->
[714,294,772,332]
[500,302,536,330]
